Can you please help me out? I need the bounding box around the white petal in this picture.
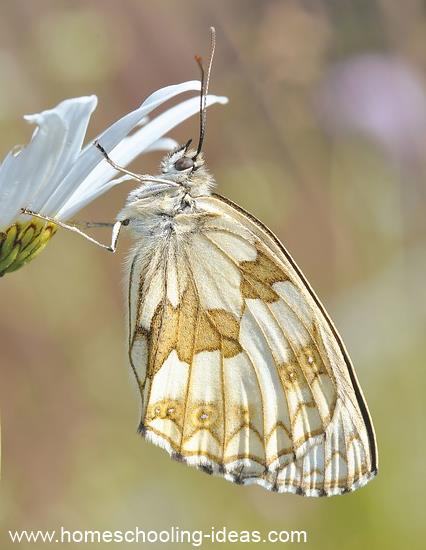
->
[28,96,98,184]
[144,137,179,152]
[41,81,203,216]
[108,93,228,168]
[57,93,228,219]
[0,96,97,228]
[0,113,64,227]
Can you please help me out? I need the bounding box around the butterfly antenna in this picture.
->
[195,26,216,158]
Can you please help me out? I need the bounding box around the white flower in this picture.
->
[0,81,228,276]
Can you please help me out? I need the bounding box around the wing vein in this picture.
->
[143,239,171,427]
[179,247,201,453]
[240,345,267,468]
[220,336,226,463]
[203,232,332,380]
[128,252,144,395]
[202,231,335,428]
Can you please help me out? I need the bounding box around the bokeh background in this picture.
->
[1,0,426,548]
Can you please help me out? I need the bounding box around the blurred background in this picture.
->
[1,0,425,548]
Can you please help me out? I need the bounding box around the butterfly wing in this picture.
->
[128,193,377,497]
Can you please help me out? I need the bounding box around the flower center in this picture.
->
[0,218,57,276]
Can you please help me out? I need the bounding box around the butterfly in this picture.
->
[25,28,377,496]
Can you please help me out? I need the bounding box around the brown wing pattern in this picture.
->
[127,196,377,496]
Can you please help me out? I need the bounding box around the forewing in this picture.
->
[128,195,377,497]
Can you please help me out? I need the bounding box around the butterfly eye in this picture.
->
[174,156,194,171]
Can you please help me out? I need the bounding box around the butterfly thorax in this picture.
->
[118,146,215,240]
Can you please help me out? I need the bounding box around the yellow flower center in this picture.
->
[0,218,57,276]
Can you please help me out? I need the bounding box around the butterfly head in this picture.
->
[159,141,214,195]
[161,140,202,177]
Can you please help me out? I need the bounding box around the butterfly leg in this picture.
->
[234,463,246,485]
[20,208,125,252]
[94,140,145,182]
[271,468,280,492]
[94,141,181,188]
[77,221,115,228]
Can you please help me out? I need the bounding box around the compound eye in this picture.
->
[174,156,194,171]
